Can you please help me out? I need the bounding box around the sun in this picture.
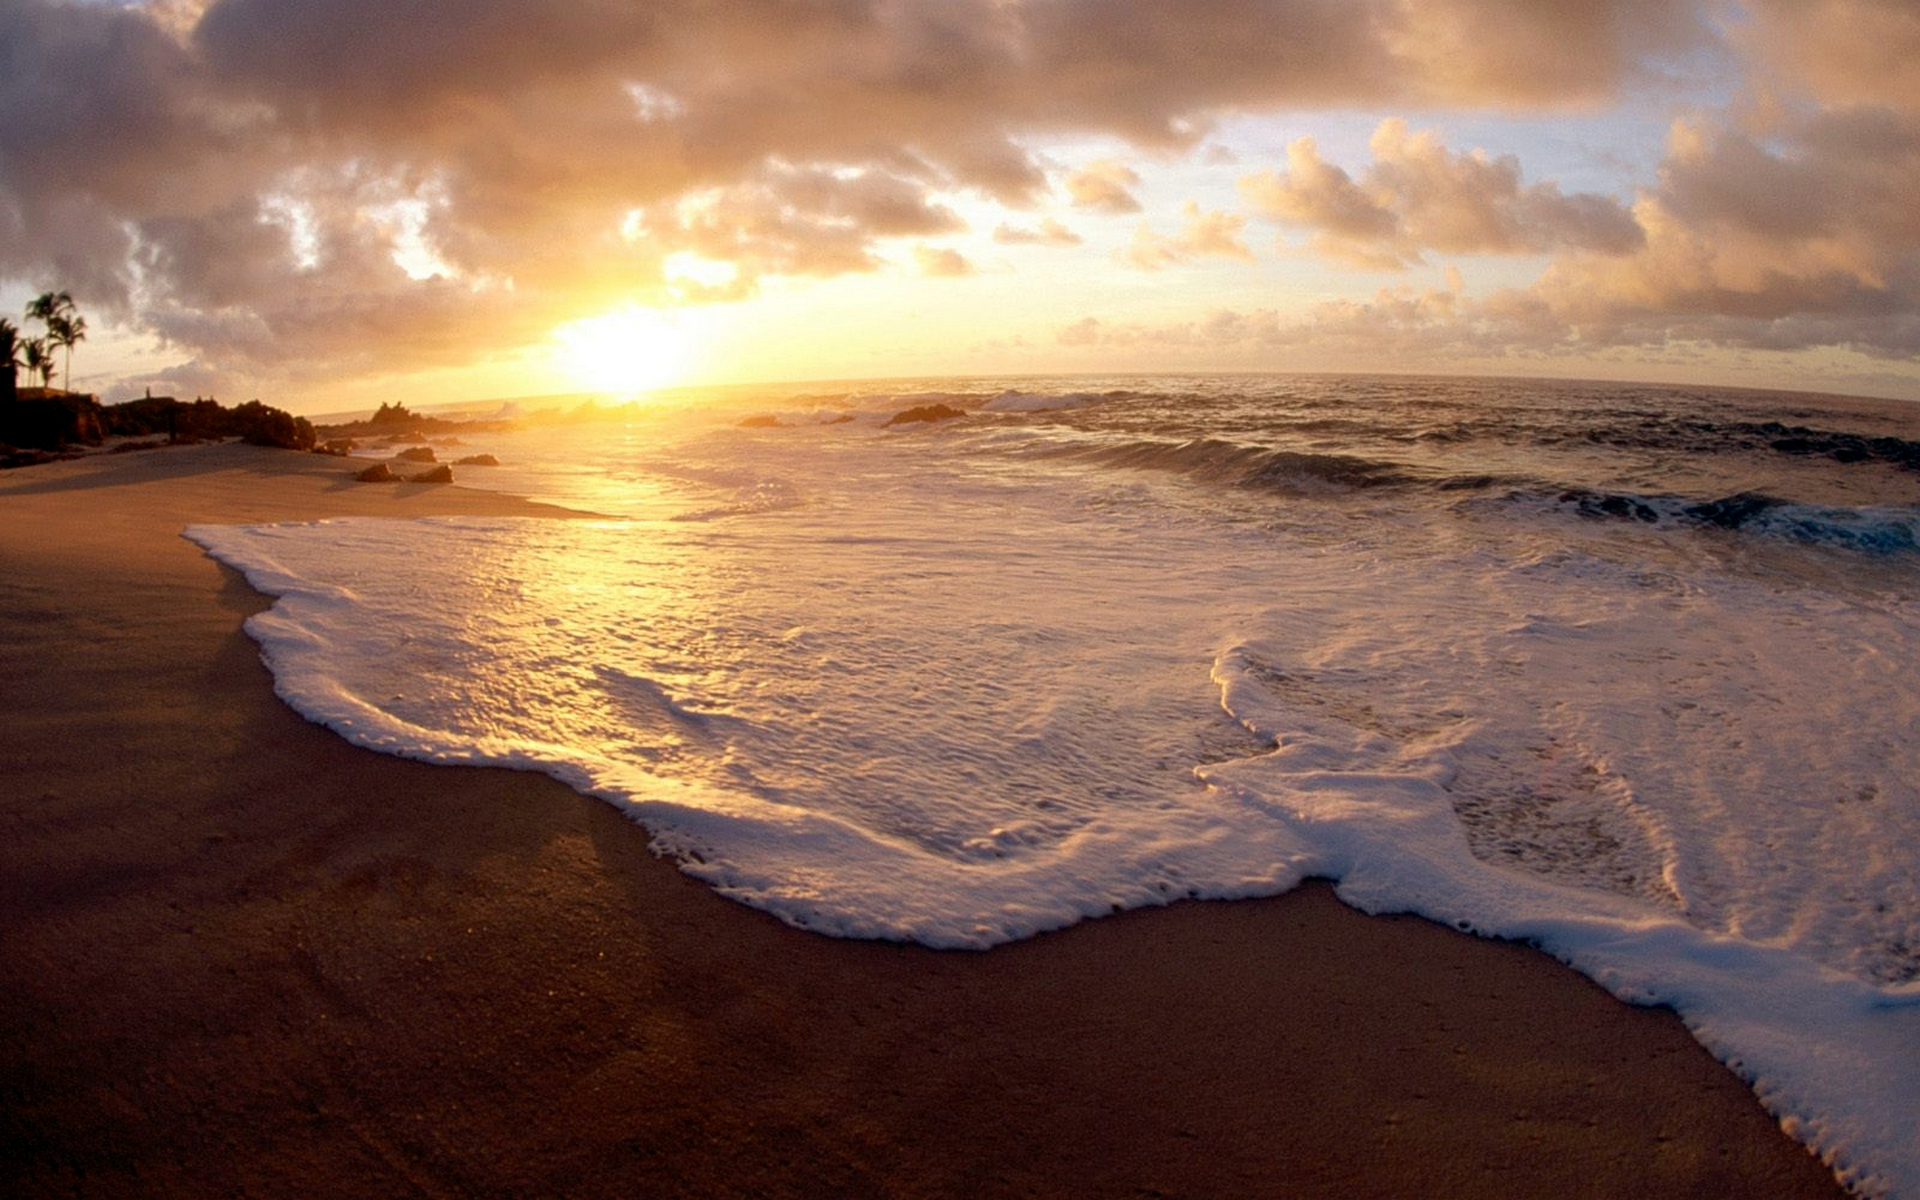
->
[554,306,698,396]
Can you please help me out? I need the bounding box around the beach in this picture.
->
[0,442,1850,1198]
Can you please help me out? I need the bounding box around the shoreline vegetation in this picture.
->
[0,442,1852,1198]
[0,287,537,472]
[0,388,322,468]
[0,385,636,480]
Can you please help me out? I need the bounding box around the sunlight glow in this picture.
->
[555,307,699,396]
[664,251,738,290]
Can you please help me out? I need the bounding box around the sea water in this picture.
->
[188,375,1920,1196]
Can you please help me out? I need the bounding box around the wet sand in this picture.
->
[0,443,1848,1198]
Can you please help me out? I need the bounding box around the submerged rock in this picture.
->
[454,453,499,466]
[739,414,783,428]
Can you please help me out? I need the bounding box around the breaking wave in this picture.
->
[1539,488,1920,553]
[1040,437,1431,494]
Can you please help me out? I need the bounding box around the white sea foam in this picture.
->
[187,510,1307,945]
[1202,540,1920,1197]
[189,377,1920,1197]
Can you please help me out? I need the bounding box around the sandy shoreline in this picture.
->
[0,443,1847,1198]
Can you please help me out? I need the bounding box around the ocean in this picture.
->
[189,374,1920,1196]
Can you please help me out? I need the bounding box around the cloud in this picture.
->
[993,218,1083,247]
[1738,0,1920,111]
[1382,0,1709,107]
[1524,108,1920,357]
[1069,102,1920,365]
[915,245,976,277]
[1057,316,1102,346]
[1123,201,1255,269]
[1239,137,1402,265]
[1064,160,1144,214]
[1658,110,1920,247]
[0,0,1888,396]
[1053,287,1484,360]
[1240,120,1644,269]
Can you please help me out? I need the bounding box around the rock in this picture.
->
[454,453,499,466]
[396,445,437,463]
[407,464,454,484]
[739,414,783,428]
[1685,492,1778,530]
[0,445,63,469]
[0,394,106,450]
[316,438,357,456]
[233,400,317,450]
[354,462,396,482]
[883,403,965,428]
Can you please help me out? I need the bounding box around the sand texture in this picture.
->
[0,444,1848,1198]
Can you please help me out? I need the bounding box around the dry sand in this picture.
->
[0,443,1848,1198]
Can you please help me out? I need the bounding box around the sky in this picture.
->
[3,0,1919,413]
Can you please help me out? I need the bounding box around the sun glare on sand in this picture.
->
[556,307,699,396]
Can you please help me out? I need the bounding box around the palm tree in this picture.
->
[47,313,86,392]
[24,338,56,389]
[0,319,19,403]
[25,291,84,393]
[25,291,71,324]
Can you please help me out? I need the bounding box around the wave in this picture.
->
[980,423,1920,554]
[737,408,860,429]
[1535,487,1920,552]
[735,388,1108,428]
[1306,410,1920,477]
[1044,436,1426,494]
[979,389,1104,413]
[1744,422,1920,472]
[671,481,808,522]
[1501,416,1920,473]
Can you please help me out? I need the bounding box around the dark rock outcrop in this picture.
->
[883,403,965,428]
[396,446,437,463]
[233,401,317,451]
[408,464,455,484]
[0,393,106,450]
[454,453,499,466]
[103,395,314,450]
[354,462,396,483]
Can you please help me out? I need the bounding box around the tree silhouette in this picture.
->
[0,319,19,403]
[25,291,85,393]
[49,313,86,392]
[24,338,56,388]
